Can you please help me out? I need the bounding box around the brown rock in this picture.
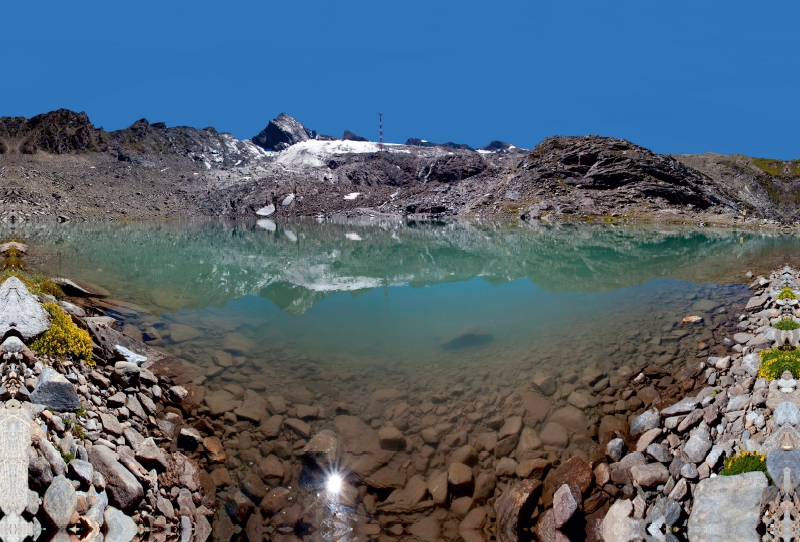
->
[210,468,231,487]
[203,437,226,463]
[472,472,496,503]
[637,386,660,407]
[496,479,542,542]
[540,422,569,448]
[378,426,406,451]
[261,487,291,515]
[516,458,552,480]
[515,427,543,461]
[543,456,593,507]
[242,472,268,501]
[447,462,473,489]
[283,418,311,439]
[365,466,406,490]
[598,415,629,449]
[407,516,440,542]
[494,434,520,458]
[428,471,449,505]
[450,445,479,467]
[450,496,474,519]
[257,455,284,484]
[531,375,557,396]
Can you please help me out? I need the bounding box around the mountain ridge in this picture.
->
[0,109,793,226]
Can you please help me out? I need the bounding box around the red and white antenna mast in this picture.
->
[378,113,384,152]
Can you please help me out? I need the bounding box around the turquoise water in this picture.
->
[12,220,786,372]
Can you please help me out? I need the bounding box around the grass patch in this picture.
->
[721,451,768,478]
[758,348,800,380]
[752,158,783,177]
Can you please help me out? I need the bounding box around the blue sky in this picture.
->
[2,1,799,157]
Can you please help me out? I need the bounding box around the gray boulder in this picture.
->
[43,475,77,529]
[684,428,712,463]
[113,362,140,387]
[29,369,81,411]
[104,506,138,542]
[88,445,143,513]
[0,277,50,339]
[687,472,767,542]
[630,408,660,437]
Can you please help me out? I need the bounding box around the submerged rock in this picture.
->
[440,326,493,350]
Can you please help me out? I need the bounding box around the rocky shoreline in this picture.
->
[0,243,212,541]
[9,236,799,542]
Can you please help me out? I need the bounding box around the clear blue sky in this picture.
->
[2,1,798,157]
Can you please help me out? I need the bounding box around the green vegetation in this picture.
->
[31,302,94,366]
[751,158,800,179]
[775,318,800,331]
[0,270,62,298]
[721,451,768,478]
[778,286,798,300]
[758,348,800,380]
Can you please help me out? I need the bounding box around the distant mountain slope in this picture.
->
[0,109,793,225]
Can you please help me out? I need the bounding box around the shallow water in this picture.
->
[8,219,800,539]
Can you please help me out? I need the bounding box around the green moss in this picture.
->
[759,348,800,380]
[752,158,783,177]
[775,318,800,331]
[720,451,768,478]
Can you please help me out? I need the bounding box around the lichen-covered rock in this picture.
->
[0,277,50,339]
[687,472,767,542]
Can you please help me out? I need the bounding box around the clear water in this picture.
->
[6,219,796,538]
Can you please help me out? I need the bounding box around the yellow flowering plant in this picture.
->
[758,348,800,380]
[720,450,768,477]
[31,302,94,366]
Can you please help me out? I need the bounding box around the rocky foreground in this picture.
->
[0,109,797,225]
[0,244,212,541]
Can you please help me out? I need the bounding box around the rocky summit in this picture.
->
[0,109,797,225]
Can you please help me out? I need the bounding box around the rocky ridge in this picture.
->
[0,109,795,225]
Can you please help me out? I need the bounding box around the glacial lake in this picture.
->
[7,219,798,539]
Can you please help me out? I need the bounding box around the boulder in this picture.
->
[378,426,406,451]
[684,428,712,463]
[687,472,768,542]
[448,462,473,489]
[88,445,143,512]
[104,506,138,542]
[0,276,50,339]
[43,475,77,529]
[29,368,80,411]
[630,463,669,487]
[495,479,542,542]
[539,422,569,448]
[630,408,660,437]
[113,362,140,387]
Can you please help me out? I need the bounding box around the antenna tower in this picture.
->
[378,113,384,152]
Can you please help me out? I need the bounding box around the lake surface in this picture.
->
[7,219,799,540]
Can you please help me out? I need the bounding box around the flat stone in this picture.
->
[660,397,699,416]
[603,499,646,542]
[630,408,660,437]
[495,457,518,476]
[687,471,768,542]
[30,369,80,411]
[168,324,202,342]
[203,436,226,463]
[68,459,94,487]
[567,390,597,410]
[99,412,124,437]
[498,416,523,440]
[684,428,712,463]
[767,449,800,489]
[203,390,241,416]
[606,438,625,462]
[428,471,448,505]
[283,418,311,439]
[303,429,339,466]
[113,362,140,387]
[539,422,569,448]
[646,443,672,463]
[0,277,50,339]
[734,332,754,344]
[726,394,751,412]
[635,428,662,452]
[135,437,168,470]
[630,463,669,487]
[531,375,557,396]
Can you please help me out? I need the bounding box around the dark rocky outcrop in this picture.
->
[0,109,100,154]
[342,130,367,142]
[252,113,314,151]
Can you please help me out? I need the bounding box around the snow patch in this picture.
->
[275,139,380,167]
[344,192,360,200]
[345,233,362,241]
